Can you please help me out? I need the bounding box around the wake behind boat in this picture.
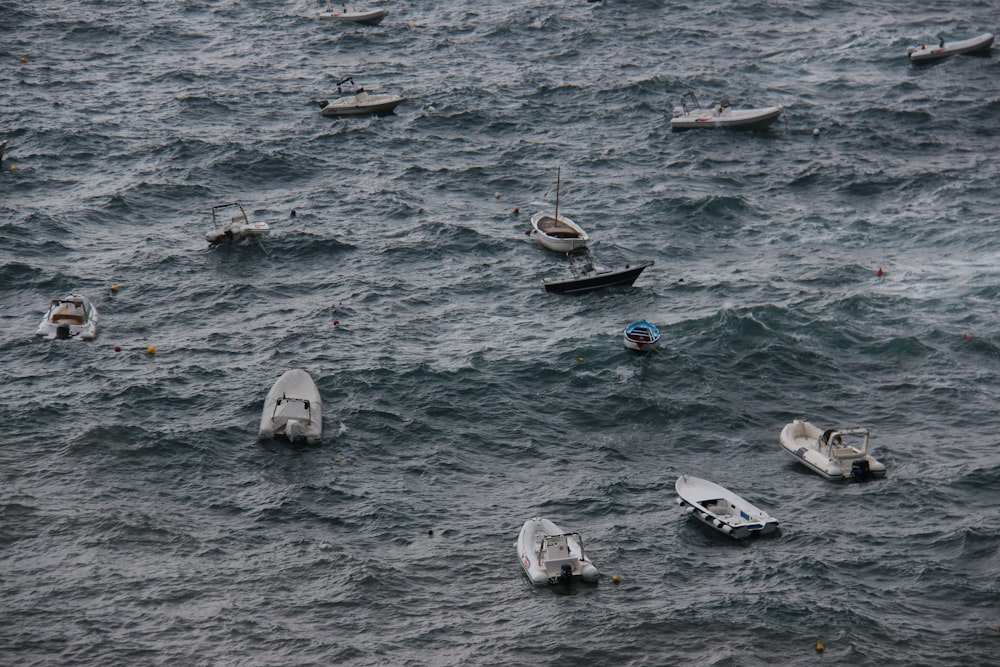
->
[319,77,404,117]
[206,201,270,245]
[670,91,783,131]
[35,294,98,341]
[675,475,779,540]
[907,32,994,62]
[259,369,323,445]
[780,419,886,481]
[516,517,599,586]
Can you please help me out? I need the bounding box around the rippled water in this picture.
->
[2,1,999,665]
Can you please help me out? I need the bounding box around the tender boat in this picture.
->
[319,77,404,117]
[624,320,660,352]
[0,139,6,162]
[675,475,779,540]
[259,369,323,445]
[908,33,994,62]
[541,250,652,294]
[670,91,783,131]
[780,419,886,481]
[516,517,599,586]
[35,294,98,341]
[318,5,388,25]
[530,168,590,253]
[206,202,270,245]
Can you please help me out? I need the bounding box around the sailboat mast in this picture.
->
[554,167,561,222]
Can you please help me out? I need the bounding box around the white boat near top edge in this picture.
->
[675,475,779,540]
[516,517,599,586]
[206,201,271,245]
[318,6,387,25]
[259,369,323,445]
[35,294,98,341]
[907,33,994,62]
[780,419,886,481]
[670,90,783,130]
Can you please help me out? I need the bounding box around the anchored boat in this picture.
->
[206,202,270,245]
[318,5,388,25]
[35,294,98,341]
[259,370,323,445]
[780,419,886,481]
[675,475,779,540]
[670,90,783,131]
[530,168,590,253]
[516,517,599,586]
[624,320,661,352]
[319,77,404,117]
[908,32,994,62]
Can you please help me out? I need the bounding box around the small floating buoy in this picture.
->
[524,229,531,235]
[812,128,820,137]
[963,333,973,341]
[332,319,339,326]
[577,357,584,363]
[611,575,620,584]
[10,165,16,172]
[427,529,434,537]
[876,267,884,277]
[495,193,501,199]
[513,207,519,214]
[110,284,119,293]
[114,345,121,352]
[146,345,156,355]
[290,209,297,218]
[20,57,27,63]
[815,641,824,652]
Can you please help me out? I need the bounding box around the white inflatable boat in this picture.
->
[206,202,270,245]
[675,475,779,539]
[670,90,783,130]
[319,77,404,117]
[780,419,886,481]
[907,32,994,62]
[318,6,387,25]
[35,294,98,341]
[516,517,599,586]
[259,369,323,445]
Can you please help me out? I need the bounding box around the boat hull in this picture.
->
[320,95,404,117]
[542,261,652,294]
[206,221,271,244]
[259,369,323,445]
[675,475,779,539]
[318,9,387,25]
[671,106,783,130]
[624,320,660,352]
[35,295,98,341]
[908,33,994,61]
[516,517,599,586]
[530,211,589,253]
[780,420,886,480]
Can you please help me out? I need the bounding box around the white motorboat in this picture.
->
[516,517,599,586]
[35,294,98,341]
[624,320,660,352]
[675,475,779,540]
[205,202,271,245]
[530,168,590,253]
[259,369,323,445]
[780,419,886,481]
[670,91,783,131]
[319,77,404,117]
[908,32,994,62]
[318,5,388,25]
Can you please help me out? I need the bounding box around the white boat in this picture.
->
[670,91,783,131]
[908,33,994,62]
[624,320,660,352]
[318,5,388,25]
[259,369,323,445]
[516,517,599,586]
[319,77,404,117]
[674,475,779,540]
[35,294,98,341]
[780,419,887,481]
[206,202,270,245]
[530,168,590,253]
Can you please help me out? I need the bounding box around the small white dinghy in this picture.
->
[35,294,98,341]
[318,5,388,26]
[319,77,404,117]
[907,33,994,62]
[670,90,783,131]
[624,320,660,352]
[516,517,599,586]
[206,202,270,245]
[675,475,779,540]
[259,370,323,445]
[530,167,589,253]
[780,419,886,481]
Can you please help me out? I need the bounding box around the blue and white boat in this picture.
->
[675,475,779,540]
[624,320,660,352]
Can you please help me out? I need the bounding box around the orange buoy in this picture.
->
[114,346,121,352]
[876,267,884,277]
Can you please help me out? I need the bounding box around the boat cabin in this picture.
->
[539,533,580,577]
[49,299,87,325]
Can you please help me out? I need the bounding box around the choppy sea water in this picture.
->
[2,1,999,665]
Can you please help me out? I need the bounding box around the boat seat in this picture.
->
[53,312,85,324]
[832,447,864,460]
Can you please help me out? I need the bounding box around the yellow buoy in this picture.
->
[20,57,28,63]
[110,284,119,293]
[577,357,584,363]
[611,575,621,584]
[815,641,824,652]
[10,165,16,171]
[146,345,156,355]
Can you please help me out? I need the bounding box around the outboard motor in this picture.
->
[285,418,305,442]
[557,563,574,585]
[55,324,71,340]
[851,460,871,481]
